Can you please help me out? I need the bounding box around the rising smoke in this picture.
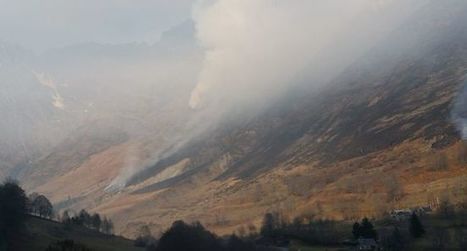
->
[453,79,467,140]
[189,0,428,110]
[112,0,432,188]
[0,0,445,189]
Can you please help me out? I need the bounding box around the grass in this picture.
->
[405,215,467,251]
[377,213,467,251]
[16,216,144,251]
[288,240,347,251]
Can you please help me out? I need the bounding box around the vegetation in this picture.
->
[0,179,123,250]
[1,179,467,250]
[250,205,467,251]
[134,225,157,249]
[257,212,348,246]
[0,179,28,250]
[29,194,54,219]
[61,209,114,234]
[352,218,378,239]
[45,240,92,251]
[155,221,223,251]
[380,227,405,251]
[20,216,142,251]
[409,213,425,238]
[154,220,287,251]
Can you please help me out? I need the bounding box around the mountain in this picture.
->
[3,1,467,239]
[0,20,201,182]
[0,42,73,178]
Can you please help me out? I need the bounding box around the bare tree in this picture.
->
[102,217,114,235]
[31,195,53,219]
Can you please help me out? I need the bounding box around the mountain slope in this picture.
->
[15,0,467,238]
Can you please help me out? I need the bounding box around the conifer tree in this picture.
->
[409,213,425,238]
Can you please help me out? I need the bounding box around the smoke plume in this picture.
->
[453,79,467,140]
[189,0,427,110]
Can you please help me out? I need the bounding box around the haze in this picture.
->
[0,0,439,187]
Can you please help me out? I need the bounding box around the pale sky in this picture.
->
[0,0,195,52]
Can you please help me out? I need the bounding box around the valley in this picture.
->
[1,0,466,243]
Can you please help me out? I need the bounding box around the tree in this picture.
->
[438,198,455,218]
[227,234,255,251]
[135,225,155,248]
[101,217,114,235]
[31,195,53,219]
[61,210,71,224]
[155,221,223,251]
[78,209,91,227]
[382,227,405,251]
[409,213,425,238]
[260,213,276,237]
[0,179,28,249]
[352,218,377,239]
[360,218,377,239]
[91,213,102,231]
[27,192,39,212]
[352,222,361,239]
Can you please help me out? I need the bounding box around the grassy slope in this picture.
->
[406,215,467,251]
[288,214,467,251]
[26,2,467,238]
[289,240,346,251]
[16,216,143,251]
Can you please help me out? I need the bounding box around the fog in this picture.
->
[1,0,458,187]
[0,0,194,52]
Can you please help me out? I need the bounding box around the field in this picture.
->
[15,216,143,251]
[289,240,346,251]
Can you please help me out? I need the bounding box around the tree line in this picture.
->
[60,209,114,235]
[0,179,115,250]
[139,220,278,251]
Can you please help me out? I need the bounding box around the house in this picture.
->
[357,238,378,251]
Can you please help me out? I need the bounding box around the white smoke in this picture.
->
[189,0,427,110]
[33,71,65,109]
[453,79,467,140]
[107,0,429,188]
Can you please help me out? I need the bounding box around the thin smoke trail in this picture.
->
[453,78,467,140]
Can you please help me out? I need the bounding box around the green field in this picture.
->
[16,216,144,251]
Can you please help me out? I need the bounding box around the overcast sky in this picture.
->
[0,0,194,52]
